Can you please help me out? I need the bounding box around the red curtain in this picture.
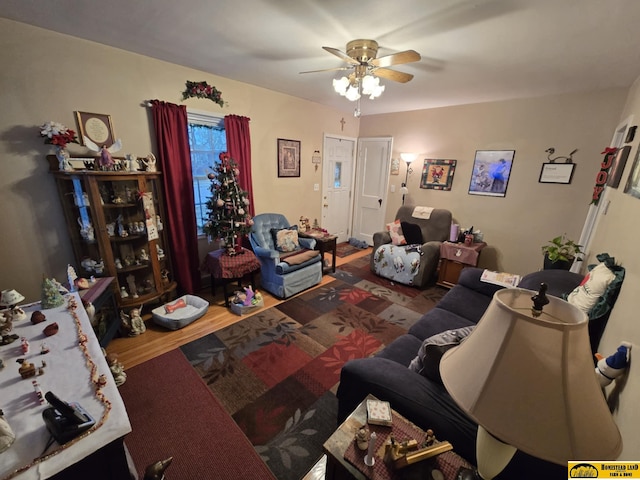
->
[224,115,254,216]
[151,100,201,294]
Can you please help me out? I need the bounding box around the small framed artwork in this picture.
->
[277,138,301,177]
[539,163,576,184]
[608,145,631,188]
[390,157,400,175]
[75,111,116,147]
[623,147,640,199]
[468,150,515,197]
[420,159,457,190]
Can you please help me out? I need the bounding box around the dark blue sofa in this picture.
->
[336,267,585,479]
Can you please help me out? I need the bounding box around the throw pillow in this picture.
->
[271,227,300,252]
[386,219,406,246]
[401,221,423,245]
[566,262,616,315]
[408,326,475,385]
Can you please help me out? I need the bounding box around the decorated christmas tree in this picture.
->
[203,152,253,255]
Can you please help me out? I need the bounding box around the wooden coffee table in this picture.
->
[323,394,474,480]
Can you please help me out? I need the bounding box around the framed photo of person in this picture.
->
[277,138,300,177]
[468,150,515,197]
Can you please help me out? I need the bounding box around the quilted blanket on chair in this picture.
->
[373,244,422,286]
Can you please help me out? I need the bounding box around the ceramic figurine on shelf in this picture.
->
[83,136,122,171]
[142,153,157,172]
[120,286,129,299]
[0,408,16,453]
[106,352,127,386]
[126,274,139,298]
[0,313,12,336]
[120,308,146,336]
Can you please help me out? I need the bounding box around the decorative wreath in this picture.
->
[181,80,224,107]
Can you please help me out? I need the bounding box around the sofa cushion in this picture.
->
[408,326,475,384]
[408,307,476,341]
[566,262,616,315]
[401,221,423,245]
[386,219,406,245]
[271,226,299,252]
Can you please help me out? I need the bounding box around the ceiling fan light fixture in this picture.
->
[344,85,361,101]
[333,76,350,96]
[362,75,385,99]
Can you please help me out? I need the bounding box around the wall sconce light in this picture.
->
[545,147,578,163]
[400,153,417,204]
[312,150,321,171]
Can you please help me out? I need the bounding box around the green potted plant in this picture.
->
[541,234,583,270]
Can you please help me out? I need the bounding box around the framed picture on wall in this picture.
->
[468,150,515,197]
[420,159,457,190]
[277,138,300,177]
[608,145,631,188]
[623,147,640,199]
[75,111,116,147]
[539,163,576,184]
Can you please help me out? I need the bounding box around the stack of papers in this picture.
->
[480,270,522,288]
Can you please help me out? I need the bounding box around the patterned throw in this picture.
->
[181,255,446,479]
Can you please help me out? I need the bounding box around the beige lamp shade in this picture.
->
[440,287,622,465]
[0,289,25,307]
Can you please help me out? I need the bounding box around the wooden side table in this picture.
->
[323,394,474,480]
[437,242,487,288]
[299,230,338,274]
[203,248,261,306]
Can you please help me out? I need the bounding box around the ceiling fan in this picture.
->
[302,39,421,82]
[301,39,421,115]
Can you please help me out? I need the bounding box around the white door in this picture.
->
[322,135,356,243]
[352,137,392,246]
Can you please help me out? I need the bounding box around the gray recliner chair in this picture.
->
[371,206,452,288]
[249,213,322,299]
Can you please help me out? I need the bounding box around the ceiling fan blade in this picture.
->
[370,50,421,68]
[372,68,414,83]
[299,66,352,74]
[322,46,359,65]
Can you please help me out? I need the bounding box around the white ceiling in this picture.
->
[3,0,640,117]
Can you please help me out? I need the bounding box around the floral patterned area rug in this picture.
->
[180,255,446,479]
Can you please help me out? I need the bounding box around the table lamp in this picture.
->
[0,289,27,321]
[440,285,622,479]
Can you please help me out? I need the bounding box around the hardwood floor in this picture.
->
[105,248,371,369]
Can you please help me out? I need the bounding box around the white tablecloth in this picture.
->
[0,293,131,480]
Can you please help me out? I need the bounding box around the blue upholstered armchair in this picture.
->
[249,213,323,299]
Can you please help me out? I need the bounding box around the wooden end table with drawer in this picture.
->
[437,241,487,288]
[298,230,338,274]
[323,394,475,480]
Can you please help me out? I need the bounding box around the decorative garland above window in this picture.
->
[181,80,224,107]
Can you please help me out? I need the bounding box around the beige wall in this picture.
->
[0,19,358,301]
[587,75,640,460]
[2,13,640,462]
[359,91,627,275]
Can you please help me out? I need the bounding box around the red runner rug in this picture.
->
[119,349,275,480]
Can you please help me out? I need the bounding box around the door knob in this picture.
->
[378,198,382,206]
[323,204,329,207]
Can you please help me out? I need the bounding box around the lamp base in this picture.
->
[476,426,517,480]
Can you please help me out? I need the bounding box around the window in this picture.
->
[187,111,226,235]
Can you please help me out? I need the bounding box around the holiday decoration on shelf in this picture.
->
[203,152,253,255]
[39,121,79,148]
[181,80,224,107]
[41,277,64,309]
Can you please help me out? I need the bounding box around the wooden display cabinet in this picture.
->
[51,167,176,313]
